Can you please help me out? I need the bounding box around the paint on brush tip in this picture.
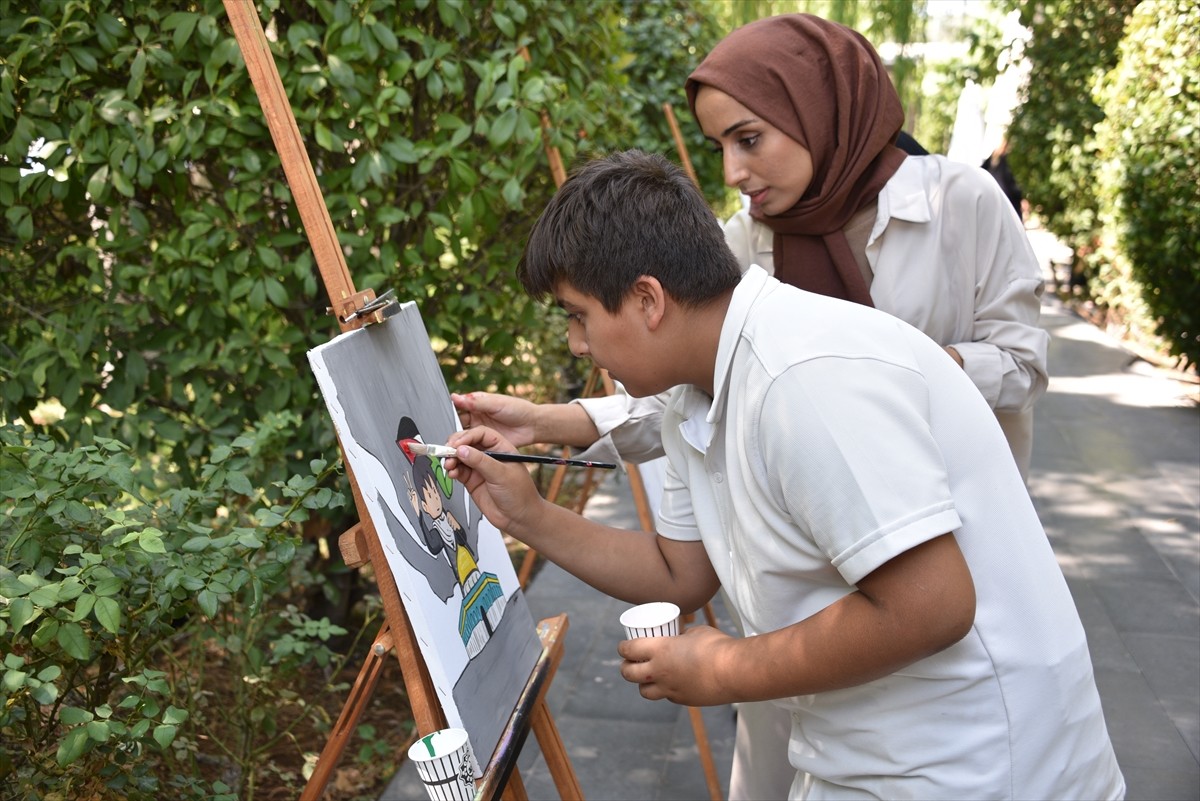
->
[408,442,458,458]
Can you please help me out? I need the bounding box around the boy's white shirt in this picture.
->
[574,155,1049,478]
[651,266,1122,800]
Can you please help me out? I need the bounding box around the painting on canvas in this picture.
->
[307,302,541,772]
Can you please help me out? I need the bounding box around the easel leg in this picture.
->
[501,766,528,801]
[532,699,585,800]
[300,627,394,801]
[688,705,724,801]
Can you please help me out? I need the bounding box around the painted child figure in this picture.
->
[400,421,505,659]
[447,150,1124,799]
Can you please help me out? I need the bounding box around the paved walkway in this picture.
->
[386,296,1199,801]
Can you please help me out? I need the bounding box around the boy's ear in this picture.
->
[631,276,667,330]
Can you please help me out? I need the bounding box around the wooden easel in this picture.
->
[222,3,581,798]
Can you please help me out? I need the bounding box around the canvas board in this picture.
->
[307,302,542,772]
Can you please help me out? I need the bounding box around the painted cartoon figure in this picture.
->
[397,417,506,659]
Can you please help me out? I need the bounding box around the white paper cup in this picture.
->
[620,601,681,639]
[407,727,478,801]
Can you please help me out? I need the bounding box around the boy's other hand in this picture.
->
[444,426,545,535]
[618,625,736,707]
[451,392,538,448]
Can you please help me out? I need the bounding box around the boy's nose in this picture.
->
[567,328,588,358]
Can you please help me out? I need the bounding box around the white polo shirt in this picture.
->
[656,266,1123,800]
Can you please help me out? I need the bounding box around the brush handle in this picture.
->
[485,451,617,470]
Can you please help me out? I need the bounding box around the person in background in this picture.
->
[448,149,1123,801]
[982,138,1026,221]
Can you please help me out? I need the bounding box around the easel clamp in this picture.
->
[329,287,401,329]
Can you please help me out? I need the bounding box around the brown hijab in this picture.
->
[685,14,907,305]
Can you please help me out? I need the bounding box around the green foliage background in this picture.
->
[0,0,634,480]
[1006,0,1199,369]
[1092,0,1200,367]
[1005,0,1137,251]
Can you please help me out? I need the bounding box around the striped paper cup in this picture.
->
[407,727,478,801]
[620,601,681,639]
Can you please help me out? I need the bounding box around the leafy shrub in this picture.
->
[1005,0,1137,251]
[0,417,355,800]
[1092,0,1200,368]
[0,0,631,475]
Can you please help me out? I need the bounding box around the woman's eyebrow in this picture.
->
[721,117,758,137]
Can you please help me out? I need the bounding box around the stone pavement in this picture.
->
[385,297,1199,801]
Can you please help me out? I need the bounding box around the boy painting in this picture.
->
[445,151,1123,799]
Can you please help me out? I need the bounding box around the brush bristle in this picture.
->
[409,442,456,458]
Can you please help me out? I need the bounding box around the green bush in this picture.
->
[1005,0,1137,251]
[0,0,631,476]
[0,418,357,800]
[1092,0,1200,369]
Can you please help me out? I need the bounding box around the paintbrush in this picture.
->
[409,442,617,470]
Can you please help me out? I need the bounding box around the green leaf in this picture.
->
[94,596,121,634]
[86,719,112,742]
[197,589,218,618]
[138,529,166,554]
[32,618,59,649]
[226,471,254,496]
[56,726,91,766]
[27,583,61,607]
[60,706,94,726]
[57,621,91,661]
[166,12,200,50]
[2,669,28,693]
[489,108,518,147]
[327,55,354,88]
[8,597,34,633]
[69,592,96,623]
[314,121,334,151]
[153,723,178,749]
[182,536,211,553]
[162,705,189,725]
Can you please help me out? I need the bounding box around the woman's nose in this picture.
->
[723,150,747,187]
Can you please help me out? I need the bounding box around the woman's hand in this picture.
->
[451,392,540,448]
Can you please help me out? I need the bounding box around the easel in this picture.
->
[221,3,582,798]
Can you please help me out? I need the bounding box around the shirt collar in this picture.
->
[707,265,772,425]
[877,157,933,225]
[672,266,771,453]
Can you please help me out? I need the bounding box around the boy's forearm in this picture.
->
[711,534,975,703]
[507,499,715,609]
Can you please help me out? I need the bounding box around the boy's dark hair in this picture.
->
[519,150,741,312]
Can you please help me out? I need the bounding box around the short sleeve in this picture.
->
[654,456,702,542]
[759,357,962,585]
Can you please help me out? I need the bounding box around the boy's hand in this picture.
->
[451,392,539,448]
[444,426,545,535]
[617,625,736,707]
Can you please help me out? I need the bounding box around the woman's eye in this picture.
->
[738,134,759,149]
